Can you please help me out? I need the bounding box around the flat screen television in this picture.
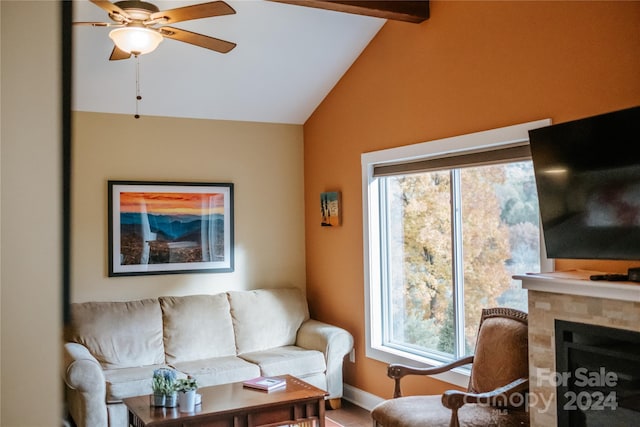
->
[528,106,640,260]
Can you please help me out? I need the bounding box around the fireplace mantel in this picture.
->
[515,270,640,302]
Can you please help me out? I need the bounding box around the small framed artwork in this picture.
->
[108,181,234,277]
[321,191,341,227]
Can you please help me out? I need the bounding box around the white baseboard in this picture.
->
[342,383,385,412]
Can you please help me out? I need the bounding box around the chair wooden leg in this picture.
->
[449,407,460,427]
[326,398,342,410]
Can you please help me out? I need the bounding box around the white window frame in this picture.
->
[361,119,553,388]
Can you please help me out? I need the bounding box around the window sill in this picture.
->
[366,344,470,389]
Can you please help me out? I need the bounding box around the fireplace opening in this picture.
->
[555,320,640,426]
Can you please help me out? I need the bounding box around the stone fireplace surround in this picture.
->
[516,270,640,426]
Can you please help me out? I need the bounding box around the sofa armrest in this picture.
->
[64,342,108,427]
[296,319,354,399]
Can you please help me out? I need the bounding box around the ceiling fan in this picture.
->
[75,0,237,60]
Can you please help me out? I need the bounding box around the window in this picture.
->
[361,120,552,386]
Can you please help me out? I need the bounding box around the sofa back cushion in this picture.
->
[228,288,310,354]
[66,299,165,369]
[160,293,237,363]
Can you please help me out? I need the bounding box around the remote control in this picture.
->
[589,274,628,281]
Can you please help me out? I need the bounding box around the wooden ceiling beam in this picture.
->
[270,1,429,23]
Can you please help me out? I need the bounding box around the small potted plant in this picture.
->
[152,368,178,407]
[174,376,198,413]
[151,369,167,407]
[162,369,178,408]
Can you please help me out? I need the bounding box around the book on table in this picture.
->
[242,376,287,391]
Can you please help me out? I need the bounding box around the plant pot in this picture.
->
[165,392,178,408]
[178,389,196,413]
[153,392,165,407]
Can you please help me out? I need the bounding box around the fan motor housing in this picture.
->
[113,1,159,20]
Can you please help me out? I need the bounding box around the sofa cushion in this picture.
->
[239,345,326,377]
[67,299,165,369]
[104,364,170,402]
[228,288,310,354]
[171,356,261,388]
[160,294,237,364]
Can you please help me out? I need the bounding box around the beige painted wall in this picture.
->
[72,112,306,302]
[1,1,62,425]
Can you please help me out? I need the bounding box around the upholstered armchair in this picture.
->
[371,307,529,427]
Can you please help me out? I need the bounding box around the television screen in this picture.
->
[528,106,640,260]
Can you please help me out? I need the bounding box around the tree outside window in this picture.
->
[382,161,541,362]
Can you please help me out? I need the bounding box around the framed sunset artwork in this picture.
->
[108,181,234,276]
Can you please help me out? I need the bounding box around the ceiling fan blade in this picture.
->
[90,0,131,22]
[73,21,123,27]
[160,27,236,54]
[109,45,132,61]
[149,1,235,24]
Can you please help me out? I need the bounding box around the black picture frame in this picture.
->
[108,181,234,277]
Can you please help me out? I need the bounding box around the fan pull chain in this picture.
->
[135,54,142,119]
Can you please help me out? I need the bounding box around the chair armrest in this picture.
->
[296,319,354,399]
[441,377,528,427]
[442,377,529,409]
[388,355,474,398]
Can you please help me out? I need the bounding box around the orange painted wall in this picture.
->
[303,1,640,399]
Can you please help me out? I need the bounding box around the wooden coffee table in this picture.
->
[124,375,329,427]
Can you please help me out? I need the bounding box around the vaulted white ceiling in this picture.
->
[72,0,385,124]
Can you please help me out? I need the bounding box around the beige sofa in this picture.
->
[63,288,354,427]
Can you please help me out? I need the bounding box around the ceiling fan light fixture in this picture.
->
[109,26,163,55]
